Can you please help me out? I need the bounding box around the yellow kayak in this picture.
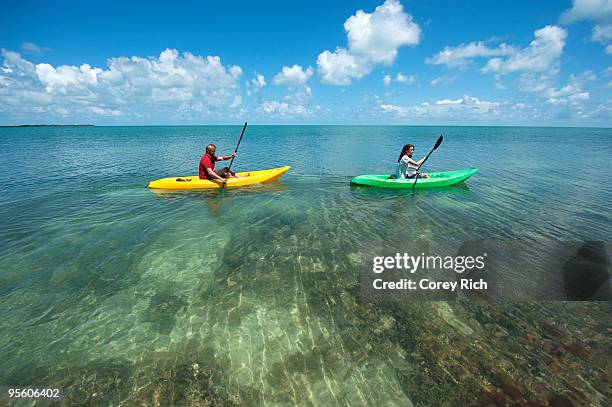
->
[148,166,290,190]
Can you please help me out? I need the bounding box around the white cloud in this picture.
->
[426,41,517,68]
[483,26,567,75]
[317,49,368,86]
[230,95,242,108]
[435,98,464,105]
[283,85,312,105]
[0,48,243,121]
[317,0,421,85]
[577,70,597,82]
[429,26,566,77]
[21,42,48,54]
[379,95,510,119]
[430,74,458,86]
[376,94,609,123]
[264,66,315,117]
[102,49,242,106]
[260,67,314,117]
[569,92,590,102]
[560,0,612,24]
[343,0,420,64]
[592,24,612,42]
[547,90,590,105]
[592,24,612,53]
[0,50,41,88]
[257,100,312,117]
[251,73,266,89]
[395,73,416,84]
[36,63,102,92]
[437,95,500,109]
[273,65,313,85]
[245,73,265,96]
[517,71,559,93]
[561,1,612,53]
[90,106,124,116]
[545,73,593,105]
[383,72,416,86]
[519,70,595,107]
[271,65,315,113]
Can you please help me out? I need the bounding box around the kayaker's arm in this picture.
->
[405,157,423,166]
[207,167,227,182]
[219,153,237,161]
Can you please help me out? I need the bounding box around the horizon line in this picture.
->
[1,123,611,129]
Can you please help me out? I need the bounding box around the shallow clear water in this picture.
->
[0,126,610,405]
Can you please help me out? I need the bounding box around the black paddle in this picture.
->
[412,135,443,190]
[221,121,248,190]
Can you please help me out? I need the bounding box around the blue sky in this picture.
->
[1,0,610,126]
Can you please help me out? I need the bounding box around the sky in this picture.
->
[0,0,611,126]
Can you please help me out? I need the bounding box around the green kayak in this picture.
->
[350,168,478,189]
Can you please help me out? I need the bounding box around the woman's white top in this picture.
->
[396,155,417,178]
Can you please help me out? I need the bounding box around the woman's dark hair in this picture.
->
[398,144,414,162]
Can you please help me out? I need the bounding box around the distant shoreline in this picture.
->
[0,124,95,128]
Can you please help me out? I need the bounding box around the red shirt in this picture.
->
[199,153,217,179]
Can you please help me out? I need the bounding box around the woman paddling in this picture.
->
[396,144,429,179]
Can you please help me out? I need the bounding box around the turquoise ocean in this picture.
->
[0,126,610,405]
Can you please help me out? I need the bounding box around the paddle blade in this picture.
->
[433,135,443,150]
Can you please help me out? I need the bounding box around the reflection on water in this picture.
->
[150,182,289,217]
[0,126,610,406]
[349,181,472,201]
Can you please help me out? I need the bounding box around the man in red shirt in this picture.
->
[199,144,240,182]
